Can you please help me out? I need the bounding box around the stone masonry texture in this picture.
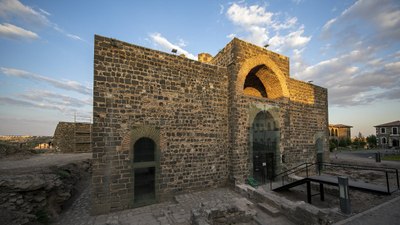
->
[91,35,329,215]
[53,122,91,153]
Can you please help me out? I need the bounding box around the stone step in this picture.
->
[253,212,270,225]
[257,202,280,217]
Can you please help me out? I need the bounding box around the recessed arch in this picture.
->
[130,125,160,207]
[238,55,289,99]
[134,137,155,162]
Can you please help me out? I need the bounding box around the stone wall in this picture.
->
[53,122,91,153]
[92,35,229,214]
[210,38,328,181]
[91,36,329,214]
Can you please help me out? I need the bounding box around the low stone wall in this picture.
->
[235,184,335,225]
[0,160,91,225]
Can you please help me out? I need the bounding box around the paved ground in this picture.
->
[334,195,400,225]
[53,186,294,225]
[330,149,400,169]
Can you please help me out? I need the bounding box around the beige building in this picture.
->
[329,124,352,141]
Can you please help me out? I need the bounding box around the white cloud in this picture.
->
[0,0,49,26]
[295,0,400,107]
[38,8,51,16]
[227,3,273,27]
[0,95,91,119]
[322,0,400,43]
[0,23,38,39]
[226,33,236,39]
[149,33,196,60]
[0,96,65,111]
[300,45,400,106]
[0,67,92,95]
[20,90,91,108]
[177,38,187,47]
[269,26,311,52]
[225,3,311,51]
[272,17,298,30]
[321,18,336,32]
[67,33,84,41]
[0,0,85,42]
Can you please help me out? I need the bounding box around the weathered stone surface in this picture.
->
[0,160,91,224]
[53,122,91,153]
[91,35,329,215]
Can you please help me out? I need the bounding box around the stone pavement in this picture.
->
[334,195,400,225]
[54,186,259,225]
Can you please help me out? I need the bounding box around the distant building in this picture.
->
[374,120,400,148]
[329,124,352,141]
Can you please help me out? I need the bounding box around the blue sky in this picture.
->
[0,0,399,136]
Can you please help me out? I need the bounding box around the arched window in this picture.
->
[134,137,155,162]
[382,137,387,144]
[335,129,338,137]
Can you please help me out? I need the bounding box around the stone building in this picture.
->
[91,35,329,214]
[375,120,400,148]
[329,124,352,141]
[53,122,91,152]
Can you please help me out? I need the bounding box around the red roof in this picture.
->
[374,120,400,127]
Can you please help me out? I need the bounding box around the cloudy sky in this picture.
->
[0,0,399,136]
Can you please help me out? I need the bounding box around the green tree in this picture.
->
[329,139,338,151]
[353,132,366,149]
[366,135,377,148]
[338,138,347,147]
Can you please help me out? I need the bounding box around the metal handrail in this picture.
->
[273,162,311,178]
[321,162,397,173]
[270,162,400,194]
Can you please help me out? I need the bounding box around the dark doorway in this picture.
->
[134,138,155,162]
[133,137,156,206]
[251,111,279,183]
[134,167,155,204]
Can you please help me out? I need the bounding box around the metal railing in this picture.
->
[270,162,400,194]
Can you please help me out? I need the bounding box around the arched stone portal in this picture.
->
[130,126,160,207]
[133,137,156,206]
[251,110,280,183]
[237,55,289,99]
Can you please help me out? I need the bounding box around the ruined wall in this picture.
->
[92,35,229,214]
[53,122,91,153]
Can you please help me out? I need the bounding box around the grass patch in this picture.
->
[382,155,400,161]
[56,169,71,179]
